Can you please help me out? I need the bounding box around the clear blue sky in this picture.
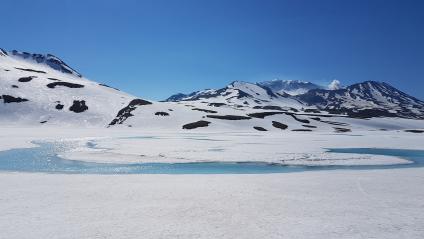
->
[1,0,423,100]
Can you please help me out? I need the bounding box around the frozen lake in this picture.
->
[0,139,423,174]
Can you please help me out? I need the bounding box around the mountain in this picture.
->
[297,81,424,119]
[8,50,83,78]
[257,79,323,95]
[166,80,424,119]
[165,81,305,109]
[1,48,423,131]
[166,79,321,102]
[0,49,136,126]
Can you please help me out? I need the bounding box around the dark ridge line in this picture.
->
[14,67,46,74]
[47,82,84,89]
[206,115,252,120]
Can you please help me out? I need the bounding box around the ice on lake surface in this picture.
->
[0,139,423,174]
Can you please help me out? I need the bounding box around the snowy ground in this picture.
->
[1,125,422,166]
[61,131,418,166]
[0,126,423,238]
[1,169,424,239]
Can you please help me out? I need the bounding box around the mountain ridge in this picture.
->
[8,50,83,78]
[1,49,423,131]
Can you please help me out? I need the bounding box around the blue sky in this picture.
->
[1,0,423,100]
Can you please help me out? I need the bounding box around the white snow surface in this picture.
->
[1,127,424,238]
[1,169,424,239]
[0,52,135,126]
[1,126,423,166]
[61,130,415,166]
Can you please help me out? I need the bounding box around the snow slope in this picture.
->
[0,49,136,126]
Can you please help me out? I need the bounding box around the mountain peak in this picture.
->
[257,79,322,95]
[8,50,82,78]
[227,80,255,88]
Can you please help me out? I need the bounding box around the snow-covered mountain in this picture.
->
[166,81,304,109]
[1,49,423,131]
[257,79,322,95]
[0,49,136,126]
[166,79,424,120]
[297,81,424,119]
[166,79,322,102]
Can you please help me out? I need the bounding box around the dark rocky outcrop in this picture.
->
[206,115,251,120]
[11,85,19,88]
[334,127,352,133]
[272,121,288,130]
[47,82,84,89]
[302,124,317,128]
[404,129,424,133]
[69,100,88,113]
[1,95,29,103]
[291,129,313,132]
[55,104,64,110]
[253,126,267,131]
[109,99,152,126]
[290,114,310,124]
[155,111,169,116]
[247,111,284,118]
[18,76,37,82]
[182,120,211,129]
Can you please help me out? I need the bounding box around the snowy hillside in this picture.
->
[0,49,136,126]
[1,49,423,131]
[112,82,423,132]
